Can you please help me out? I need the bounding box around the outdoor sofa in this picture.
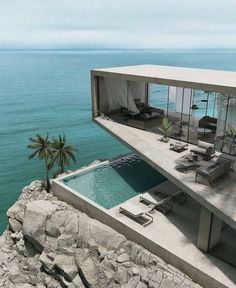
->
[190,140,215,161]
[199,116,217,132]
[195,155,232,185]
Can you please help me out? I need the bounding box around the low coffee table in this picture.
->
[170,141,188,153]
[175,154,201,170]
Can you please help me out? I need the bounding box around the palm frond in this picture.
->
[28,149,39,159]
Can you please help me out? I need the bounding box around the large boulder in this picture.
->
[57,234,76,248]
[115,266,129,284]
[148,271,163,288]
[74,248,101,287]
[116,253,130,263]
[53,254,78,282]
[7,200,27,223]
[72,275,85,287]
[135,249,151,267]
[9,218,23,233]
[39,252,54,274]
[23,201,58,251]
[7,260,29,284]
[80,217,126,250]
[45,210,78,237]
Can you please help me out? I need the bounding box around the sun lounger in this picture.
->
[119,202,153,226]
[140,181,185,214]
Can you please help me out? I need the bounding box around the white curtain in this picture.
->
[128,81,147,104]
[99,77,140,114]
[169,86,192,115]
[216,95,236,137]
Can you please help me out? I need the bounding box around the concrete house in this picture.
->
[91,64,236,288]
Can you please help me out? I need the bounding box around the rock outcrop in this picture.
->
[0,180,202,288]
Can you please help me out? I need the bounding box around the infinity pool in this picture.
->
[61,154,166,209]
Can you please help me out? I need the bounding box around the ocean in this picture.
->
[1,49,236,233]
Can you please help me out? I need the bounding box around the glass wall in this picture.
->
[215,94,236,155]
[148,85,220,146]
[148,84,169,111]
[97,76,235,154]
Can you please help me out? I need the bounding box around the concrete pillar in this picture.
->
[197,206,222,252]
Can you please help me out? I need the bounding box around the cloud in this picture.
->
[0,0,236,48]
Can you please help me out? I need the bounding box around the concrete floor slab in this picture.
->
[109,193,236,288]
[95,117,236,232]
[53,158,236,288]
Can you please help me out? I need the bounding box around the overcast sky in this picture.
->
[0,0,236,49]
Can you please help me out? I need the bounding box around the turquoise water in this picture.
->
[1,49,236,233]
[62,154,166,209]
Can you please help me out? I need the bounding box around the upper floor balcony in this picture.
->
[91,64,236,150]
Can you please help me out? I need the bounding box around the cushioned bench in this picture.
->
[190,140,215,161]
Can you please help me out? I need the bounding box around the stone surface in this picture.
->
[0,179,202,288]
[75,248,101,287]
[54,254,78,282]
[57,234,76,248]
[9,218,23,232]
[23,200,58,251]
[39,251,54,274]
[116,253,130,263]
[149,271,163,288]
[7,200,26,223]
[132,267,140,276]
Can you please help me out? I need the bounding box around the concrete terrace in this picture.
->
[52,160,236,288]
[95,117,236,231]
[109,192,236,288]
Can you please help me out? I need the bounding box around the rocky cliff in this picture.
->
[0,180,202,288]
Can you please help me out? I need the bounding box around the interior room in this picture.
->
[97,76,236,149]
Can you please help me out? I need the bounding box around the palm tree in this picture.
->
[28,134,52,191]
[50,134,77,175]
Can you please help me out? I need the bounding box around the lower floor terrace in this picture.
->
[109,189,236,288]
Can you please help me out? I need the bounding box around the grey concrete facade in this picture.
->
[83,64,236,287]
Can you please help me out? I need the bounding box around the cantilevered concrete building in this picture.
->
[91,64,236,287]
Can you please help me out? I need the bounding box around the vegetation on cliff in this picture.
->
[28,133,77,191]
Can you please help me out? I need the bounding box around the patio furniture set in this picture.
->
[173,140,233,186]
[119,140,233,227]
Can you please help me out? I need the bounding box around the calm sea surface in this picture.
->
[1,49,236,233]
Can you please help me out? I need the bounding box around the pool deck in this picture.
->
[52,159,236,288]
[108,191,236,288]
[95,117,236,230]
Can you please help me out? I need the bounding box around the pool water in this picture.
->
[61,154,166,209]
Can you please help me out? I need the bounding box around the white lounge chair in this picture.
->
[119,202,153,226]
